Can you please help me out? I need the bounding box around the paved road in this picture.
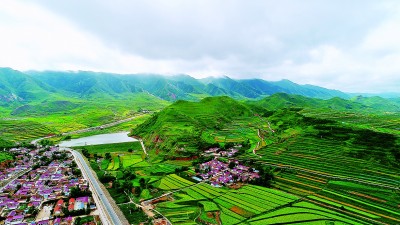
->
[0,168,31,192]
[67,148,124,225]
[62,114,146,136]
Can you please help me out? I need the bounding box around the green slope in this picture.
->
[251,93,399,113]
[0,68,57,105]
[131,96,254,156]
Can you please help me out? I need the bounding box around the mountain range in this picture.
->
[0,68,352,104]
[1,67,399,115]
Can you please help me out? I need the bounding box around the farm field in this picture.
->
[154,182,368,225]
[79,142,142,155]
[0,92,168,147]
[0,152,13,162]
[80,95,400,225]
[237,109,400,224]
[0,119,55,143]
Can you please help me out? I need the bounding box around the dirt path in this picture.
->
[139,139,148,156]
[252,116,275,156]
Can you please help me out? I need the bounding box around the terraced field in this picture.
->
[240,133,400,224]
[0,119,55,143]
[155,180,368,225]
[80,95,400,225]
[120,154,143,168]
[301,109,400,135]
[156,174,194,190]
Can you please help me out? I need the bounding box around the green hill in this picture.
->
[131,96,253,156]
[271,79,349,99]
[132,94,400,166]
[25,69,352,101]
[252,93,399,113]
[351,95,400,112]
[0,68,57,105]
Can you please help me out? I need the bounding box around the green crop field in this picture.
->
[0,119,55,143]
[156,174,194,190]
[120,154,143,168]
[71,95,399,225]
[0,152,13,162]
[79,142,142,155]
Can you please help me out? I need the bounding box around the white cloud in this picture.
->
[0,0,184,74]
[1,0,400,93]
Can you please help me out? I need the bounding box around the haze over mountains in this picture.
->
[1,67,398,103]
[0,67,399,115]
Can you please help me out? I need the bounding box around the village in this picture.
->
[195,147,260,187]
[0,147,99,225]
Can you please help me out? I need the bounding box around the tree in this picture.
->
[82,148,89,157]
[122,181,133,192]
[128,148,133,153]
[38,139,54,147]
[105,153,111,160]
[224,142,234,149]
[139,178,146,189]
[228,161,236,169]
[134,187,142,196]
[72,168,82,176]
[71,161,77,168]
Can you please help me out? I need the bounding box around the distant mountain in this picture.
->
[2,68,396,108]
[251,93,400,112]
[350,95,400,112]
[349,92,400,98]
[0,68,56,105]
[26,70,351,100]
[270,79,349,99]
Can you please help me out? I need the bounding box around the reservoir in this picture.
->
[59,132,138,147]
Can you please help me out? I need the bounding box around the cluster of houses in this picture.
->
[0,148,33,185]
[202,147,238,158]
[0,147,96,225]
[197,159,259,187]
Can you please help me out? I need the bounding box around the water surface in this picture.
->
[59,132,138,147]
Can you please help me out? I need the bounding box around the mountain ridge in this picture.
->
[2,68,352,102]
[1,68,399,112]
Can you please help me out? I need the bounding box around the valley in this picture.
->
[0,70,399,225]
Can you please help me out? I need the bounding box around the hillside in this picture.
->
[23,69,352,101]
[0,68,57,105]
[1,67,398,146]
[132,94,400,164]
[127,95,400,224]
[252,93,400,113]
[131,96,254,157]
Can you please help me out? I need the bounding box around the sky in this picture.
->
[1,0,400,93]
